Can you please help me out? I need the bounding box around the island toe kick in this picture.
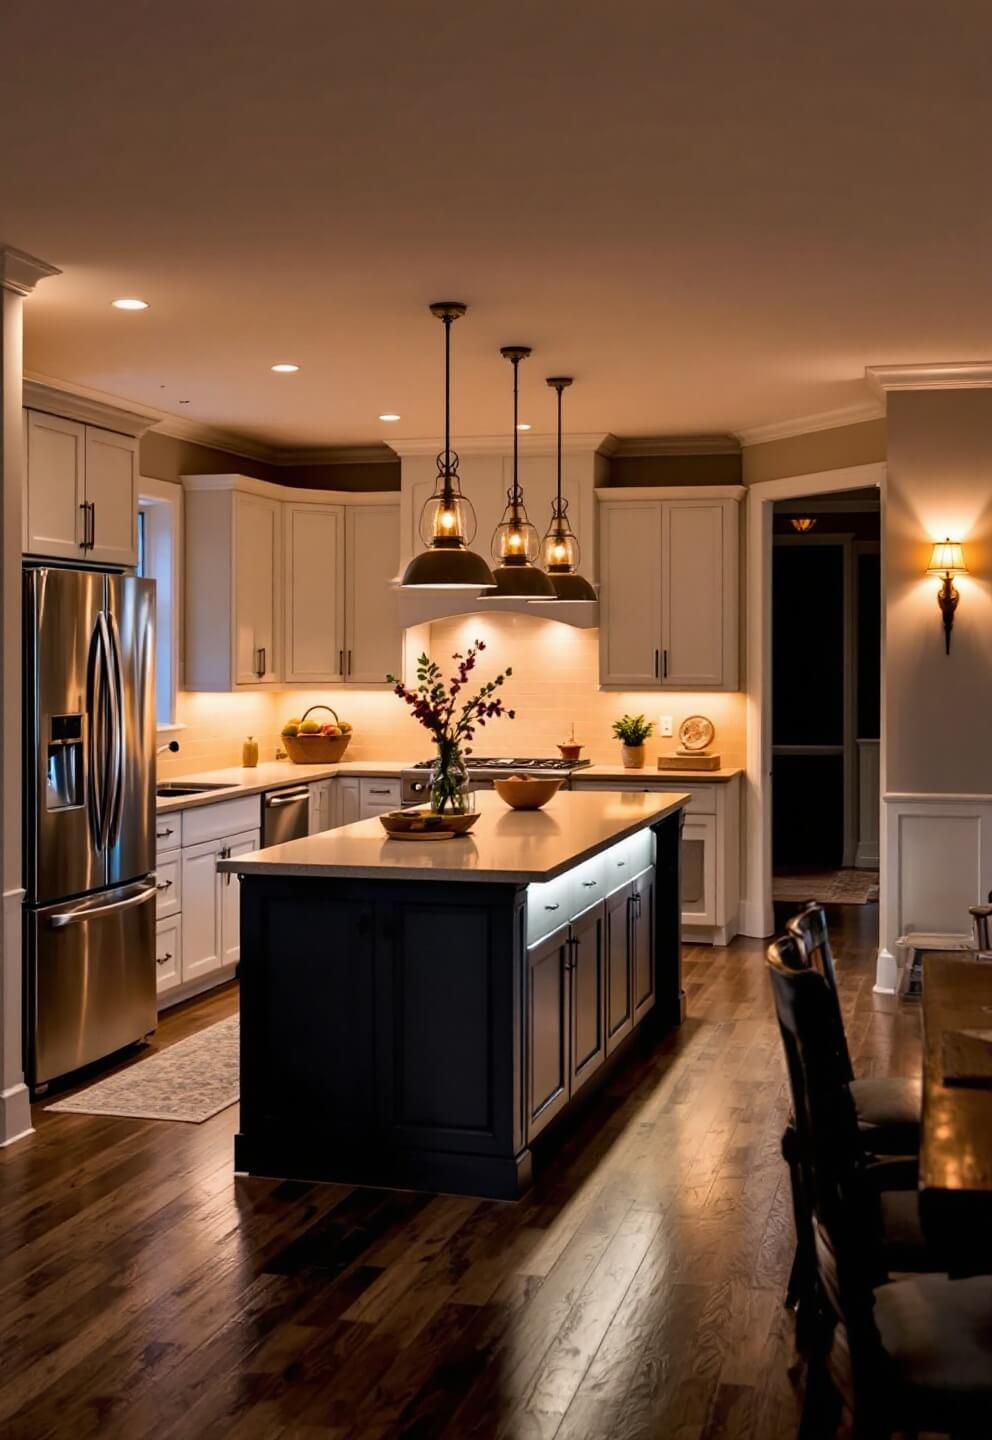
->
[230,793,685,1200]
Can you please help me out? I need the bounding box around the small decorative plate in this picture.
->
[678,715,715,752]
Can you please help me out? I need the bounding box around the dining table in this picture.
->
[919,954,992,1273]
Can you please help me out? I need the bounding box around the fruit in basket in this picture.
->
[320,723,341,737]
[281,721,299,737]
[298,718,321,735]
[338,720,352,734]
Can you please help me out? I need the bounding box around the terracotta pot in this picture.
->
[621,744,646,769]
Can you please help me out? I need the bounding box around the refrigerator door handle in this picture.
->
[50,883,157,928]
[86,615,107,848]
[105,610,126,848]
[95,613,118,852]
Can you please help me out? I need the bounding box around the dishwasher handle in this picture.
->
[264,789,309,808]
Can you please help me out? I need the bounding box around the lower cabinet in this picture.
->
[308,778,335,835]
[182,828,259,982]
[526,924,572,1139]
[337,776,360,828]
[605,883,634,1054]
[570,901,606,1093]
[631,867,656,1022]
[154,917,182,994]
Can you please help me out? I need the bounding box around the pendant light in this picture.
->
[484,346,556,600]
[538,376,597,601]
[400,302,496,590]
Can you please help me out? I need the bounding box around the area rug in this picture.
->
[773,870,879,906]
[46,1014,239,1123]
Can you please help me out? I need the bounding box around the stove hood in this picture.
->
[394,435,610,631]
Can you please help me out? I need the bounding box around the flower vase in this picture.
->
[430,743,473,815]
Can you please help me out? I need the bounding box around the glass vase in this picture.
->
[430,741,473,815]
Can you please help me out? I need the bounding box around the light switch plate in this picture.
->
[659,715,673,737]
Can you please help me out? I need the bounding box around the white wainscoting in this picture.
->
[882,793,992,955]
[855,739,880,868]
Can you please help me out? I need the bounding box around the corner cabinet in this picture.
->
[598,491,741,690]
[24,410,138,567]
[184,476,402,692]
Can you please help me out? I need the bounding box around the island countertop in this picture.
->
[219,789,688,885]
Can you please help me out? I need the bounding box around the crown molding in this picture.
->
[152,413,278,460]
[865,361,992,395]
[734,401,884,448]
[23,373,164,438]
[274,444,398,466]
[389,431,616,459]
[611,433,740,457]
[0,246,60,297]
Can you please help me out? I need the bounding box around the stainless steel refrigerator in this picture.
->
[24,567,157,1091]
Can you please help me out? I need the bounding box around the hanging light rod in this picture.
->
[400,302,496,591]
[483,346,556,600]
[537,375,597,602]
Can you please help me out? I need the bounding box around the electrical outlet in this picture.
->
[659,715,673,737]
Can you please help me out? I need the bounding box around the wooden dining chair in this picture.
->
[767,947,992,1438]
[787,903,921,1157]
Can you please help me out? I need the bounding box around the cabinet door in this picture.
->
[569,901,606,1094]
[221,829,259,968]
[234,494,281,684]
[360,778,401,817]
[660,501,728,688]
[309,779,334,835]
[181,838,223,980]
[526,924,571,1141]
[345,504,401,684]
[599,502,663,687]
[85,427,138,566]
[631,867,656,1022]
[155,918,182,996]
[605,882,633,1055]
[681,814,717,927]
[337,777,360,828]
[284,503,345,683]
[24,411,85,559]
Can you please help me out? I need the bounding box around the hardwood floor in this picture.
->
[0,906,918,1440]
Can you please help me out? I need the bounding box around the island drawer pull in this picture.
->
[156,952,173,966]
[156,826,175,839]
[544,902,560,911]
[367,787,394,795]
[581,879,598,888]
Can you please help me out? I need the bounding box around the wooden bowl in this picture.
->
[494,776,563,811]
[378,810,450,836]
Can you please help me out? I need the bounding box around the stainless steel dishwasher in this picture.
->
[262,785,311,847]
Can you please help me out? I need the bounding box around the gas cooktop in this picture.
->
[408,756,591,773]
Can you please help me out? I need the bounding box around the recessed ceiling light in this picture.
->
[112,298,149,311]
[517,423,531,431]
[378,413,401,422]
[271,362,300,373]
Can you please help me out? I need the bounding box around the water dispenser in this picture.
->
[46,714,84,811]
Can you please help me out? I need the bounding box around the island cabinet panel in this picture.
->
[526,924,571,1140]
[605,882,634,1055]
[631,866,657,1022]
[569,901,606,1094]
[375,895,521,1158]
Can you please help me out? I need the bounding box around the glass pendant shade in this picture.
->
[536,375,596,603]
[483,346,556,600]
[492,500,541,566]
[400,301,496,590]
[540,519,580,573]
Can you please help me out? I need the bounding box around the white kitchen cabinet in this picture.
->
[284,503,345,683]
[598,494,739,690]
[184,481,282,689]
[220,830,258,967]
[309,778,336,834]
[155,918,182,996]
[180,826,259,983]
[680,814,717,929]
[359,777,401,818]
[336,776,361,827]
[24,411,138,566]
[84,426,138,567]
[344,504,402,684]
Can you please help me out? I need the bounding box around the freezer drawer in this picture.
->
[25,879,157,1087]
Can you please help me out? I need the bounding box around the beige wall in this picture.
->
[161,612,746,776]
[742,418,886,485]
[884,390,992,795]
[607,452,742,487]
[140,430,399,492]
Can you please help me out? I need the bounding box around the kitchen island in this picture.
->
[220,789,687,1199]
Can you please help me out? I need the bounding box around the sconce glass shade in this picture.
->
[927,539,968,576]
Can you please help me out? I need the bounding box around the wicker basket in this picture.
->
[282,705,353,764]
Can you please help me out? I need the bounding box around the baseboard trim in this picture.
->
[0,1082,33,1146]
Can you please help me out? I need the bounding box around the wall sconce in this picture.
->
[790,517,816,533]
[927,538,968,655]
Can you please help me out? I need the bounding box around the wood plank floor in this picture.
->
[0,905,919,1440]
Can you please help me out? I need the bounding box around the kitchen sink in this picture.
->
[156,782,235,797]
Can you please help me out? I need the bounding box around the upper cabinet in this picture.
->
[24,410,138,567]
[184,476,402,692]
[598,491,741,690]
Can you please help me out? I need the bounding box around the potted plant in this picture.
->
[612,713,654,769]
[388,641,515,814]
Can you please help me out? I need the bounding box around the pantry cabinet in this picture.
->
[598,492,740,690]
[24,410,138,566]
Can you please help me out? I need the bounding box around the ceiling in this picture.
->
[2,2,990,453]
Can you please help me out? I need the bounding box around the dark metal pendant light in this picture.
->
[400,302,496,590]
[538,376,597,602]
[484,346,556,600]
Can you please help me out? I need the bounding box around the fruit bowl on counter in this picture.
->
[281,705,353,763]
[494,775,563,810]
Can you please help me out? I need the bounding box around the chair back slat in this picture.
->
[787,903,855,1083]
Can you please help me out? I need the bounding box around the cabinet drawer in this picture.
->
[526,871,573,946]
[155,918,182,995]
[154,854,181,918]
[575,778,715,815]
[602,831,654,893]
[154,813,182,854]
[181,795,261,847]
[569,853,607,918]
[359,778,401,813]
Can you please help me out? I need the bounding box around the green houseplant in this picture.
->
[612,713,654,770]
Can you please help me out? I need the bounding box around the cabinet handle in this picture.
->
[339,650,344,675]
[367,787,393,796]
[156,879,173,892]
[654,648,660,679]
[564,935,578,971]
[347,649,352,675]
[90,502,96,548]
[662,649,668,679]
[581,879,598,888]
[256,646,266,678]
[156,952,173,965]
[544,902,560,911]
[156,827,175,840]
[79,502,88,550]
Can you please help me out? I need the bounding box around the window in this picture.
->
[136,479,182,730]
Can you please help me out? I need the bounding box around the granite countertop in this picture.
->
[217,788,688,885]
[576,764,743,782]
[156,760,417,813]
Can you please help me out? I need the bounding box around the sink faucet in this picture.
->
[157,740,180,756]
